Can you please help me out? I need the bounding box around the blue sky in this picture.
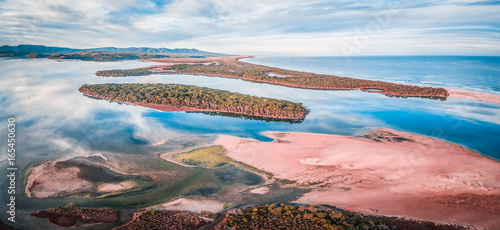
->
[0,0,499,56]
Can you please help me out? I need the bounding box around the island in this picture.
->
[31,203,119,227]
[96,56,449,99]
[79,83,308,121]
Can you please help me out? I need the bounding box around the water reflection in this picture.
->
[1,58,500,163]
[190,111,305,123]
[0,57,500,229]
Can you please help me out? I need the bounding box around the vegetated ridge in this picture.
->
[96,56,449,99]
[214,203,472,230]
[30,203,119,227]
[113,210,215,230]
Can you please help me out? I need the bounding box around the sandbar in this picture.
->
[97,181,137,192]
[214,129,500,229]
[147,198,225,214]
[447,88,500,104]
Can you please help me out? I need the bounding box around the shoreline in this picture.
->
[96,58,500,105]
[213,129,500,229]
[447,88,500,104]
[96,56,449,98]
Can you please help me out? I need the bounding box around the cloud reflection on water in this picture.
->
[1,58,500,166]
[0,58,177,165]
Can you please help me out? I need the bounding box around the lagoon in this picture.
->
[1,56,499,162]
[1,56,499,228]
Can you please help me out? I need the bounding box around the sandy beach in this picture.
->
[214,129,500,229]
[97,181,137,193]
[147,198,225,213]
[447,88,500,104]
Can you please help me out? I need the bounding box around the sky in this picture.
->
[0,0,499,56]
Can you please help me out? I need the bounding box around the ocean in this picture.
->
[243,56,500,95]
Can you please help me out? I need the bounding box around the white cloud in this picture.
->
[0,0,499,55]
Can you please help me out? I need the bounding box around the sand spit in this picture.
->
[147,198,225,214]
[214,129,500,229]
[447,88,500,104]
[97,181,137,193]
[249,186,271,194]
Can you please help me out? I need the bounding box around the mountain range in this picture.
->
[0,44,227,57]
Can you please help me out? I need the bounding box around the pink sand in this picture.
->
[214,129,500,229]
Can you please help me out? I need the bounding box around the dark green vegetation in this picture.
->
[46,52,182,61]
[31,203,119,227]
[96,68,153,76]
[113,210,214,230]
[97,56,449,99]
[79,83,308,120]
[216,203,471,230]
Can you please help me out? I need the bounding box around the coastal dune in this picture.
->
[214,129,500,229]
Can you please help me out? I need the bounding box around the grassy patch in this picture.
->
[277,179,297,185]
[173,146,230,168]
[172,146,273,179]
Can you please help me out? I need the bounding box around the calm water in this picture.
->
[1,56,499,164]
[244,56,500,94]
[0,56,500,228]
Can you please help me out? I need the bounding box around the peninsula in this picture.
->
[79,83,308,120]
[31,203,119,227]
[96,56,449,99]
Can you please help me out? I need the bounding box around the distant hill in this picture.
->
[0,44,228,57]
